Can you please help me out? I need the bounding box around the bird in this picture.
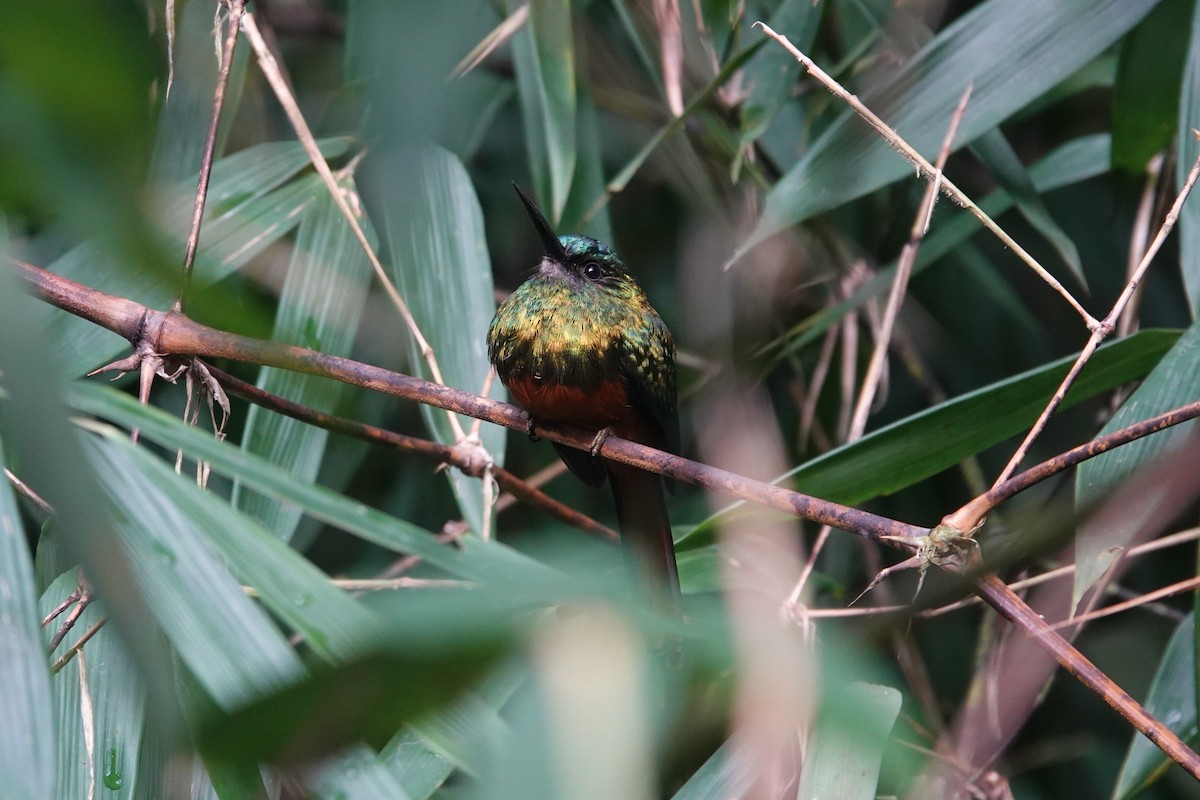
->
[487,183,681,614]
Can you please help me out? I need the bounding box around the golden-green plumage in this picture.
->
[489,188,682,617]
[487,235,677,451]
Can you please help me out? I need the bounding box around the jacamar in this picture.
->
[487,184,681,612]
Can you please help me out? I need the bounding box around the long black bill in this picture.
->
[512,182,569,263]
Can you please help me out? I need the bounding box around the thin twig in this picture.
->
[207,363,618,541]
[454,3,529,78]
[1046,575,1200,632]
[175,0,245,312]
[789,91,969,614]
[17,258,1200,775]
[1117,152,1165,338]
[5,467,54,515]
[494,459,568,513]
[50,615,108,674]
[798,325,837,449]
[42,582,84,628]
[981,142,1200,496]
[847,84,971,440]
[239,10,469,444]
[805,527,1200,620]
[753,22,1098,329]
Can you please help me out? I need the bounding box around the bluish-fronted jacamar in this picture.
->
[487,184,680,610]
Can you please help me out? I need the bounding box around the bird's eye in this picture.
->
[582,262,603,281]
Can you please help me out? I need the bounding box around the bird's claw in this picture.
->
[525,416,541,442]
[589,427,613,458]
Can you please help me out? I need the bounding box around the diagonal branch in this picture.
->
[753,22,1099,329]
[14,257,919,546]
[207,363,617,541]
[176,0,245,311]
[13,255,1200,778]
[239,10,468,444]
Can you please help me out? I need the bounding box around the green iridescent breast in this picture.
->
[487,238,678,455]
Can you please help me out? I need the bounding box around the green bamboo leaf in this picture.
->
[671,735,757,799]
[606,42,764,196]
[561,88,613,242]
[738,0,823,145]
[0,438,54,800]
[148,0,249,183]
[81,435,413,797]
[1074,319,1200,607]
[71,384,560,593]
[307,748,416,800]
[678,330,1179,550]
[90,426,390,663]
[174,665,268,800]
[198,641,508,767]
[1112,0,1194,173]
[362,145,507,536]
[42,139,353,377]
[234,186,374,543]
[509,0,577,222]
[84,434,306,708]
[382,731,456,800]
[1177,0,1200,315]
[763,133,1111,362]
[399,661,523,780]
[735,0,1158,261]
[84,602,146,799]
[1112,615,1198,799]
[970,130,1085,289]
[608,0,660,89]
[131,714,180,800]
[796,683,902,800]
[40,572,90,800]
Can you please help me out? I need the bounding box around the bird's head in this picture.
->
[512,183,641,298]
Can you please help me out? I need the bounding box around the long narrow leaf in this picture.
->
[510,0,577,222]
[234,187,374,543]
[679,329,1179,550]
[1177,0,1200,315]
[1074,318,1200,606]
[765,133,1111,362]
[796,684,902,800]
[1112,615,1198,799]
[0,438,55,800]
[84,434,305,708]
[40,572,91,800]
[738,0,1158,259]
[970,129,1085,288]
[44,140,352,377]
[72,384,561,594]
[93,426,390,663]
[363,145,507,536]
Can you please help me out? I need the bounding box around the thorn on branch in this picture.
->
[856,521,984,606]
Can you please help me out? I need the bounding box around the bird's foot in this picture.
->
[589,427,613,458]
[525,415,541,442]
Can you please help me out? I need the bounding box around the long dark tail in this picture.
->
[608,463,680,616]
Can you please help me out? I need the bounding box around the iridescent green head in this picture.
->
[512,183,639,296]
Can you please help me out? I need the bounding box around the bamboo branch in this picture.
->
[14,255,1200,778]
[753,22,1099,329]
[207,363,617,541]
